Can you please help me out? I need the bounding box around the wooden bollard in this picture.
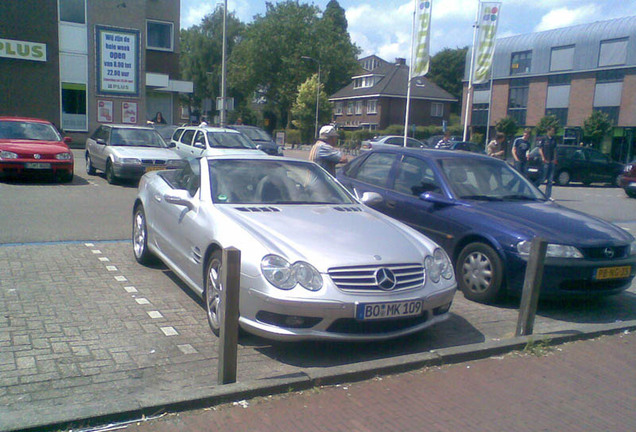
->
[218,247,241,385]
[516,238,547,337]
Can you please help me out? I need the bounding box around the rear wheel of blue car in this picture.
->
[205,251,223,336]
[457,242,503,304]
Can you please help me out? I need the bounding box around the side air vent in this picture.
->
[333,206,362,212]
[235,206,281,213]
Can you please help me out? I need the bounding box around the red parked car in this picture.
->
[0,117,74,182]
[618,161,636,198]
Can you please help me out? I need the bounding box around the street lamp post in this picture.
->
[301,56,321,139]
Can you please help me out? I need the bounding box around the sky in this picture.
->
[180,0,636,61]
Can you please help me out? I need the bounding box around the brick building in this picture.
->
[0,0,192,142]
[462,16,636,162]
[330,55,456,131]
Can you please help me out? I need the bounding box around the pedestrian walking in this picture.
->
[538,126,558,198]
[487,133,506,159]
[512,128,531,177]
[309,125,348,176]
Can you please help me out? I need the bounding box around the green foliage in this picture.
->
[583,110,612,146]
[291,74,332,142]
[180,8,245,110]
[535,115,560,136]
[228,0,358,129]
[280,128,301,145]
[428,47,468,113]
[495,116,518,138]
[523,338,553,357]
[471,132,485,146]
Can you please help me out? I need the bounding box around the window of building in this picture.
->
[471,103,489,126]
[59,0,85,24]
[431,102,443,117]
[594,107,620,125]
[545,108,568,127]
[510,51,532,75]
[353,75,376,89]
[596,69,625,83]
[355,101,363,115]
[548,74,571,85]
[598,38,628,67]
[507,78,529,125]
[367,99,377,114]
[346,102,354,115]
[334,102,343,115]
[147,20,174,51]
[550,46,574,72]
[594,82,623,108]
[61,82,87,131]
[545,84,570,126]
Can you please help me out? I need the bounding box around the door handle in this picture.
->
[386,200,396,209]
[153,194,162,202]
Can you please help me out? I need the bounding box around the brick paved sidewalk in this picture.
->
[120,331,636,432]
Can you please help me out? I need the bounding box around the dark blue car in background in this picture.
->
[337,148,636,303]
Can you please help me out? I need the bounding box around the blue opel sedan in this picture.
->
[337,147,636,303]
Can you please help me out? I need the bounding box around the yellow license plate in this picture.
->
[145,166,164,172]
[594,266,631,280]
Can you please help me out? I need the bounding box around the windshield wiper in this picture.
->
[501,194,538,201]
[460,195,503,201]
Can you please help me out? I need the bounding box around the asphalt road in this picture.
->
[0,148,635,244]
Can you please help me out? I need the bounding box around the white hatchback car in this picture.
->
[170,125,265,158]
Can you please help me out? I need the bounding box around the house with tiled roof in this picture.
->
[329,55,456,130]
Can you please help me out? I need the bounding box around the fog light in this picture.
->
[433,302,452,316]
[284,316,306,327]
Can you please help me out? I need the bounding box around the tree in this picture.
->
[583,110,612,147]
[228,0,358,129]
[535,115,560,136]
[428,47,468,114]
[180,8,245,118]
[495,116,518,139]
[291,74,332,142]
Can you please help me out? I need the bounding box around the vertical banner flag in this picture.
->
[473,2,501,84]
[411,0,433,78]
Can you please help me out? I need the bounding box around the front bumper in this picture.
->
[504,251,636,297]
[0,160,73,177]
[112,163,182,179]
[238,281,457,342]
[618,175,636,190]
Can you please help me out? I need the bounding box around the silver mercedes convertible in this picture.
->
[132,155,456,341]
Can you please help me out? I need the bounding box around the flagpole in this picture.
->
[404,1,418,147]
[462,2,480,142]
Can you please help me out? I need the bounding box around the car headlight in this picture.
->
[516,240,583,258]
[630,241,636,256]
[55,152,72,160]
[118,157,142,165]
[425,247,454,283]
[261,255,323,291]
[1,150,18,159]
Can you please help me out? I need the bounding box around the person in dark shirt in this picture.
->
[538,126,558,198]
[512,128,531,177]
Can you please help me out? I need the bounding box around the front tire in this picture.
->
[556,170,571,186]
[105,161,117,184]
[132,205,154,264]
[205,251,223,336]
[86,154,96,175]
[457,242,504,304]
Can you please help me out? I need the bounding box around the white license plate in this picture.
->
[356,300,423,321]
[25,163,51,169]
[145,166,164,172]
[528,167,538,173]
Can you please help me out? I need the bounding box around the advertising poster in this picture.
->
[97,100,113,123]
[122,102,138,124]
[96,26,139,95]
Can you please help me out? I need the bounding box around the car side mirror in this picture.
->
[164,190,195,211]
[420,191,456,206]
[167,142,176,148]
[360,191,383,206]
[96,138,106,145]
[194,141,205,149]
[63,136,72,144]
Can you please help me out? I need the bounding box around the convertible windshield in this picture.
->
[209,159,355,205]
[439,157,544,201]
[111,128,166,148]
[0,120,62,141]
[207,131,257,149]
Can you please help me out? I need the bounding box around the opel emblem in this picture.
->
[375,267,397,291]
[34,154,41,159]
[603,247,614,259]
